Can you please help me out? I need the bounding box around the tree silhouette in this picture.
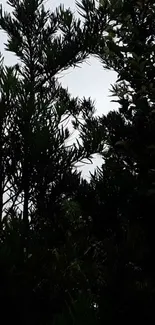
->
[79,0,155,322]
[0,1,102,324]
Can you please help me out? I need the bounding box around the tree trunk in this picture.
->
[23,144,29,256]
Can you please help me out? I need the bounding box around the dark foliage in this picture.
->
[0,1,101,324]
[1,0,155,324]
[79,0,155,322]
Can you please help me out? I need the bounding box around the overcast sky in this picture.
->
[0,0,117,178]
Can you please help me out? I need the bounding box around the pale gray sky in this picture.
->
[0,0,117,178]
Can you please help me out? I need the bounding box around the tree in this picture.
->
[0,1,103,324]
[78,0,155,322]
